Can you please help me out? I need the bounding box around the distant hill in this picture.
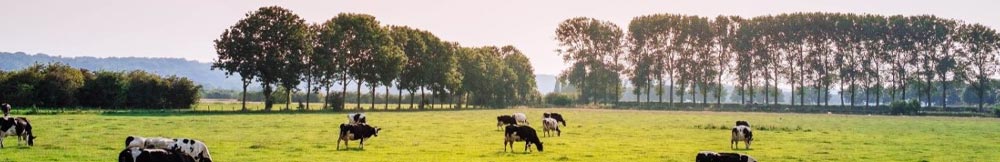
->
[1,52,559,94]
[0,52,244,89]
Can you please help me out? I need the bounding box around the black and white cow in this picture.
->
[696,151,757,162]
[1,117,36,148]
[496,115,516,130]
[119,147,196,162]
[337,123,381,150]
[731,124,753,150]
[513,113,528,125]
[1,103,10,117]
[542,113,566,126]
[168,138,213,162]
[348,113,367,125]
[503,125,543,152]
[542,118,560,137]
[126,136,174,150]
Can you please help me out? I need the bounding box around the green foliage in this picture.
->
[544,93,574,106]
[890,99,921,115]
[0,63,199,109]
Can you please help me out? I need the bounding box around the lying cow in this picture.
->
[119,147,195,162]
[696,151,757,162]
[504,125,543,152]
[1,117,36,148]
[542,113,566,126]
[731,123,753,150]
[513,113,528,125]
[168,138,213,162]
[348,113,367,125]
[542,118,560,137]
[338,123,381,150]
[126,136,174,150]
[496,115,516,130]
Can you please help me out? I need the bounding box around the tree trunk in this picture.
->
[241,81,249,111]
[385,85,390,110]
[285,87,292,111]
[397,87,403,110]
[341,73,348,110]
[306,77,311,110]
[371,84,376,110]
[356,80,362,110]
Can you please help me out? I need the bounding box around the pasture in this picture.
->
[2,108,999,161]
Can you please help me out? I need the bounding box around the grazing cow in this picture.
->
[496,115,516,130]
[348,113,367,125]
[1,117,36,148]
[119,147,196,162]
[337,123,381,150]
[542,118,560,137]
[126,136,175,149]
[503,125,543,152]
[168,138,213,162]
[696,151,757,162]
[731,125,753,150]
[513,113,528,125]
[735,121,750,127]
[542,113,566,126]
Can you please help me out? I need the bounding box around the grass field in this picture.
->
[2,108,999,161]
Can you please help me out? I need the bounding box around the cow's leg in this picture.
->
[746,141,751,149]
[360,139,365,149]
[731,140,736,149]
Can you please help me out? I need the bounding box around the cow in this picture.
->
[126,136,175,150]
[337,123,381,150]
[731,125,753,150]
[503,125,543,152]
[348,113,367,125]
[1,117,36,148]
[119,147,196,162]
[496,115,516,130]
[542,112,566,126]
[168,138,213,162]
[542,118,560,137]
[696,151,757,162]
[513,113,528,125]
[735,121,750,127]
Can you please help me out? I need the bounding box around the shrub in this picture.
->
[993,105,1000,117]
[890,99,921,115]
[545,93,574,107]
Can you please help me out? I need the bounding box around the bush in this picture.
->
[0,63,200,109]
[545,93,574,107]
[890,99,921,115]
[993,105,1000,117]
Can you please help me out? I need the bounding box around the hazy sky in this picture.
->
[2,0,997,75]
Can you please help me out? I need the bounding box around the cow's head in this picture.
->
[535,142,544,152]
[27,135,35,146]
[373,127,382,137]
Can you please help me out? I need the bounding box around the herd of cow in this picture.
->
[0,102,759,162]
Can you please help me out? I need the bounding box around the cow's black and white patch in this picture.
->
[347,113,367,125]
[1,117,35,148]
[696,151,757,162]
[119,147,195,162]
[168,138,213,162]
[497,115,516,130]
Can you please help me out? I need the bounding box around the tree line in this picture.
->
[0,63,201,109]
[555,13,1000,110]
[213,6,540,111]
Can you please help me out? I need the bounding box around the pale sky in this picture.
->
[1,0,998,75]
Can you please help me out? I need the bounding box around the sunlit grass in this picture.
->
[2,108,999,161]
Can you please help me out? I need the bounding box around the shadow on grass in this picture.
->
[335,147,366,152]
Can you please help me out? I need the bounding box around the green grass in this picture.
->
[3,108,999,161]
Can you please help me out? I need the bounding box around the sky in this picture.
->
[1,0,998,75]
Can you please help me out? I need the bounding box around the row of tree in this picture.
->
[0,63,201,109]
[213,6,540,111]
[556,13,999,110]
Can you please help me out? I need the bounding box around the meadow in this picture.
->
[2,108,999,161]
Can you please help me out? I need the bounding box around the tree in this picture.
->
[555,17,624,105]
[316,13,395,110]
[214,6,311,111]
[956,23,1000,110]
